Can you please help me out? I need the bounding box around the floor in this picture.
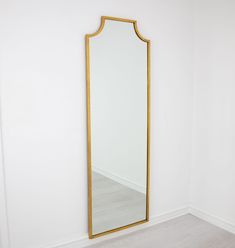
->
[92,172,146,235]
[87,214,235,248]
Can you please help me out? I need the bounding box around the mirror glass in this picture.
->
[86,17,150,238]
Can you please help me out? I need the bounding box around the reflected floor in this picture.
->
[92,172,146,235]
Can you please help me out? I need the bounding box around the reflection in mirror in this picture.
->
[86,16,150,238]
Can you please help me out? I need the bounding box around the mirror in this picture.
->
[86,16,150,239]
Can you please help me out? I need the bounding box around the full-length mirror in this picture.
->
[86,16,150,238]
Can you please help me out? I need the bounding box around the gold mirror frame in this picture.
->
[85,16,151,239]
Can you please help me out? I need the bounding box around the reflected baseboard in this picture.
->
[93,166,146,194]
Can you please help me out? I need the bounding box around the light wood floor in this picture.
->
[92,172,146,235]
[88,214,235,248]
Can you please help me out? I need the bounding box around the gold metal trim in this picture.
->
[85,16,151,239]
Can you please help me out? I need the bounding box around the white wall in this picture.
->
[0,0,193,248]
[191,0,235,226]
[0,103,10,248]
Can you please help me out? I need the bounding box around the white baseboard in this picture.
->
[189,207,235,234]
[17,206,235,248]
[93,167,146,194]
[44,207,235,248]
[43,207,189,248]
